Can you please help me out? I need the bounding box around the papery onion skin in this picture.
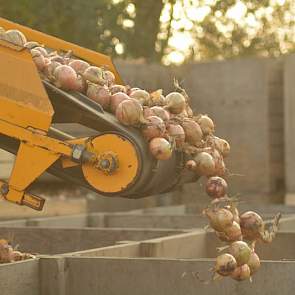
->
[69,60,90,74]
[149,138,172,160]
[229,241,251,266]
[197,115,215,135]
[110,84,127,95]
[194,152,216,176]
[247,252,260,275]
[230,264,251,281]
[110,92,130,113]
[167,124,185,148]
[215,254,237,276]
[206,176,228,198]
[181,119,203,146]
[204,207,234,232]
[141,116,166,141]
[53,65,78,91]
[165,92,186,114]
[240,211,264,241]
[87,83,110,109]
[115,99,144,126]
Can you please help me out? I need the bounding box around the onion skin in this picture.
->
[194,152,216,176]
[110,92,130,113]
[181,119,203,146]
[215,254,237,276]
[240,211,264,241]
[31,49,46,71]
[207,136,230,158]
[206,176,228,198]
[204,207,234,232]
[3,29,27,46]
[149,138,172,160]
[130,89,150,105]
[185,160,197,171]
[0,242,14,263]
[141,116,166,141]
[230,264,251,281]
[110,84,127,95]
[229,241,251,266]
[150,106,170,123]
[143,107,154,118]
[167,124,185,148]
[116,99,144,126]
[83,66,106,85]
[69,60,90,74]
[49,55,66,64]
[33,46,48,57]
[44,61,62,81]
[24,41,40,49]
[248,252,260,275]
[224,221,242,242]
[74,75,87,93]
[197,115,215,135]
[104,70,116,86]
[53,65,78,91]
[165,92,186,114]
[87,83,110,109]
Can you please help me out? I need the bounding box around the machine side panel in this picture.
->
[0,46,53,131]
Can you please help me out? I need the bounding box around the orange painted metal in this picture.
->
[82,134,140,194]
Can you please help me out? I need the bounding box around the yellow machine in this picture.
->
[0,18,196,211]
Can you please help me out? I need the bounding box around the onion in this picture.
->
[83,66,106,85]
[3,29,27,46]
[197,115,215,135]
[165,92,186,114]
[206,176,228,198]
[194,152,215,176]
[11,251,23,262]
[141,116,166,141]
[185,160,197,171]
[181,119,203,146]
[110,84,127,95]
[54,65,78,90]
[24,41,40,49]
[150,89,165,106]
[240,211,264,241]
[143,107,154,118]
[247,252,260,275]
[223,221,242,242]
[186,105,194,118]
[31,49,46,71]
[150,106,170,123]
[230,264,251,281]
[110,92,130,113]
[104,70,116,86]
[87,83,110,109]
[167,124,185,148]
[149,138,172,160]
[49,55,67,64]
[33,46,48,57]
[228,241,251,266]
[73,75,87,93]
[116,99,144,126]
[0,242,14,263]
[44,61,62,81]
[130,89,150,105]
[204,207,234,232]
[225,205,240,224]
[215,254,237,276]
[69,59,90,74]
[210,149,226,176]
[207,136,231,158]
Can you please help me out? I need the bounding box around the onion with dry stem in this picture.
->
[228,241,251,266]
[141,116,166,141]
[87,83,111,109]
[116,99,144,126]
[194,152,216,176]
[230,264,251,281]
[206,176,228,198]
[165,92,186,114]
